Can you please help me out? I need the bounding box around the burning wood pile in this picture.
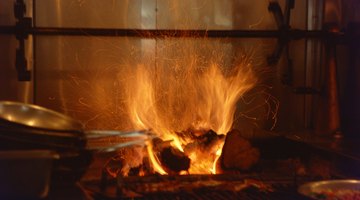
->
[93,128,334,199]
[102,41,262,177]
[102,128,332,180]
[151,129,263,174]
[103,128,261,177]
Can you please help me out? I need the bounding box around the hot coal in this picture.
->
[220,129,260,171]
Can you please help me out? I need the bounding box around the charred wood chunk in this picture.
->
[160,147,190,174]
[128,165,142,176]
[104,146,146,177]
[184,130,225,155]
[152,138,190,174]
[196,130,225,148]
[196,130,218,145]
[221,129,260,171]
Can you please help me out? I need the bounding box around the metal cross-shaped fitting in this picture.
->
[14,0,32,81]
[268,0,295,86]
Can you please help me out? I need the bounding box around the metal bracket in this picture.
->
[268,0,295,86]
[14,0,32,81]
[267,0,294,64]
[267,0,320,94]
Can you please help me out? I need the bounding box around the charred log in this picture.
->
[160,147,190,174]
[196,129,224,147]
[220,129,260,171]
[152,138,190,174]
[183,129,225,156]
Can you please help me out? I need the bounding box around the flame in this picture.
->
[146,142,167,175]
[121,38,257,174]
[211,148,222,174]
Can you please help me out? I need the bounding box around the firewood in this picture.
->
[183,129,225,156]
[152,138,190,174]
[220,129,260,171]
[160,147,190,174]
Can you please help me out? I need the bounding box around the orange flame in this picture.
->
[211,148,222,174]
[146,142,167,175]
[121,39,257,174]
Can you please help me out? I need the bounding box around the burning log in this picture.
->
[220,129,260,171]
[152,138,190,174]
[183,129,225,156]
[160,147,190,174]
[180,129,225,173]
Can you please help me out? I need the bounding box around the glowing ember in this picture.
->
[120,38,257,174]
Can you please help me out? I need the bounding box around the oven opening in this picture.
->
[101,39,260,176]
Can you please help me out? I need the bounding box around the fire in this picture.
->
[121,38,257,174]
[211,148,223,174]
[146,142,167,175]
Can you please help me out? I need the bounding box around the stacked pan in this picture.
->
[0,101,151,184]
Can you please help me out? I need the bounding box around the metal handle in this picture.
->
[86,139,148,152]
[84,129,151,139]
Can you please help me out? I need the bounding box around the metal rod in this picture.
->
[0,26,343,39]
